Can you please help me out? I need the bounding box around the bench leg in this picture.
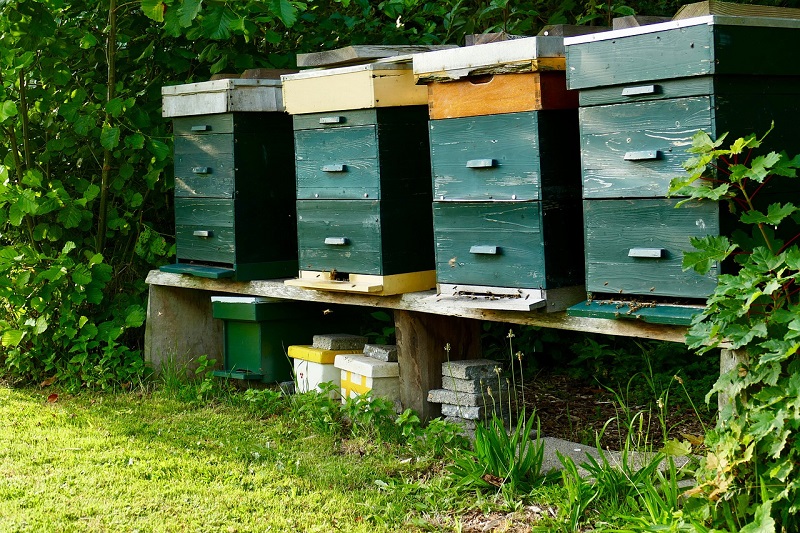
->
[144,284,223,374]
[394,310,482,420]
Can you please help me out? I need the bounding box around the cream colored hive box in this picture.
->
[334,354,400,405]
[161,78,285,117]
[281,62,427,115]
[288,345,360,393]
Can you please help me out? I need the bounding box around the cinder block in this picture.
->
[441,359,502,380]
[363,344,398,362]
[428,381,512,407]
[444,416,477,431]
[442,374,515,394]
[312,333,368,351]
[441,402,509,420]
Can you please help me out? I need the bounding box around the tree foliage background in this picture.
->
[0,0,797,389]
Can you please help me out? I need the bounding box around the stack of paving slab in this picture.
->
[428,359,514,433]
[333,339,401,409]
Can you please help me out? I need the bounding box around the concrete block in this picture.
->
[441,402,509,420]
[444,416,477,431]
[312,333,367,351]
[428,381,511,407]
[441,374,513,394]
[441,359,502,380]
[363,344,398,362]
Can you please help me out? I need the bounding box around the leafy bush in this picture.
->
[667,127,800,531]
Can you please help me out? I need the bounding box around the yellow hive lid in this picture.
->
[288,345,361,364]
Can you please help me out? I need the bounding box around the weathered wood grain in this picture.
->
[433,202,546,289]
[674,0,800,20]
[584,198,719,298]
[429,112,542,201]
[395,310,482,420]
[297,45,455,68]
[580,97,714,198]
[427,72,576,119]
[146,270,691,344]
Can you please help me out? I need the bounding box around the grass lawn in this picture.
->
[0,385,447,532]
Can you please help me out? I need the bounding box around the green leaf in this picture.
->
[178,0,203,27]
[1,329,24,347]
[147,139,170,160]
[683,235,736,274]
[271,0,298,27]
[125,305,146,328]
[34,316,48,335]
[100,126,120,150]
[660,438,692,457]
[201,5,236,39]
[71,264,92,285]
[125,132,145,150]
[740,203,800,226]
[105,98,124,117]
[0,100,18,122]
[739,500,775,533]
[79,33,98,49]
[62,241,76,255]
[57,204,83,228]
[141,0,167,22]
[84,184,101,202]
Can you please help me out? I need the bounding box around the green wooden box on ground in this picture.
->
[211,296,324,383]
[564,15,800,310]
[160,78,298,281]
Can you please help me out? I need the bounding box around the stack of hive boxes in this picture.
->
[160,75,298,280]
[564,8,800,324]
[412,36,585,311]
[427,359,512,431]
[281,46,452,295]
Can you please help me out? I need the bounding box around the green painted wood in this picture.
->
[567,300,700,326]
[578,77,715,107]
[433,202,546,288]
[566,24,715,90]
[580,96,714,198]
[567,24,800,91]
[296,198,434,276]
[158,263,235,278]
[212,298,322,322]
[294,107,431,200]
[429,112,542,201]
[173,114,234,135]
[293,109,379,131]
[584,198,719,299]
[296,199,384,274]
[174,134,236,198]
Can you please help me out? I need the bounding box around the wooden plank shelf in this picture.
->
[145,270,697,418]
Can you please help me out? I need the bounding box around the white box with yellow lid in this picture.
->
[288,345,360,394]
[333,354,400,406]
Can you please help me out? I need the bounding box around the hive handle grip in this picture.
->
[621,84,659,96]
[466,158,497,169]
[470,245,500,255]
[192,166,211,174]
[193,230,213,238]
[319,116,344,124]
[190,125,211,132]
[324,237,349,246]
[624,150,661,161]
[321,164,347,173]
[628,248,665,258]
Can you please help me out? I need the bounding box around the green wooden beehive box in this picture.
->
[414,36,585,311]
[160,78,298,281]
[282,58,438,295]
[564,15,800,310]
[211,296,325,382]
